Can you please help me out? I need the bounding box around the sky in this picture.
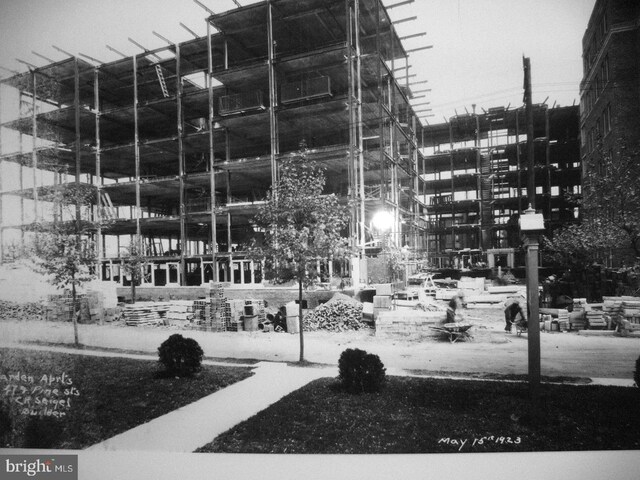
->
[0,0,595,124]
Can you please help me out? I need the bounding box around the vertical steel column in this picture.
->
[523,57,535,209]
[475,107,482,250]
[544,106,550,219]
[31,71,38,222]
[376,0,385,203]
[354,0,366,276]
[449,121,454,251]
[267,0,278,187]
[0,81,3,264]
[94,68,102,279]
[412,116,419,250]
[346,0,360,285]
[74,59,81,235]
[18,92,25,240]
[516,108,522,214]
[133,55,141,241]
[177,44,187,285]
[226,171,232,252]
[207,20,218,281]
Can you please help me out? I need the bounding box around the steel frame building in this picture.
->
[0,0,430,288]
[420,104,581,270]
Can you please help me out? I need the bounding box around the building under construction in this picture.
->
[421,104,581,271]
[0,0,432,287]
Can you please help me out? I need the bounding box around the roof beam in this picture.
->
[407,45,433,53]
[386,0,414,9]
[180,23,200,39]
[392,16,416,25]
[193,0,215,15]
[400,32,426,41]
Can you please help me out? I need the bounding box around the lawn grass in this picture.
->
[198,376,640,454]
[0,347,253,449]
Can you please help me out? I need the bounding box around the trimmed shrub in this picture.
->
[338,348,386,394]
[158,334,204,377]
[635,355,640,387]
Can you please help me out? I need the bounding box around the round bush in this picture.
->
[158,334,204,377]
[338,348,386,394]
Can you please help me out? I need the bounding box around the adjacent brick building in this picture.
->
[580,0,640,165]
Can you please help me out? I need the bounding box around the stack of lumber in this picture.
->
[586,309,607,329]
[304,294,364,332]
[556,309,569,331]
[122,302,168,326]
[166,300,193,322]
[603,297,624,320]
[622,300,640,320]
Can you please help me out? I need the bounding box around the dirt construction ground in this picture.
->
[1,265,639,382]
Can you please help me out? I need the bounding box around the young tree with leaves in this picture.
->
[251,147,350,362]
[31,184,101,346]
[122,237,147,304]
[31,184,106,345]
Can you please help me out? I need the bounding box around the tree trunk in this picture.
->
[131,277,136,305]
[71,281,79,346]
[298,276,304,363]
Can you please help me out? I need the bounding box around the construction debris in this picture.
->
[0,300,46,321]
[303,296,365,332]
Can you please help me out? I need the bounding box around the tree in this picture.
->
[581,137,640,258]
[544,137,640,269]
[250,146,350,362]
[122,237,147,304]
[30,184,102,346]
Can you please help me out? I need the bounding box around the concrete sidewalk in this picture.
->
[85,361,335,452]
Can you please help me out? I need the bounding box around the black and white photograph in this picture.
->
[0,1,639,479]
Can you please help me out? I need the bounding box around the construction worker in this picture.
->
[504,298,527,333]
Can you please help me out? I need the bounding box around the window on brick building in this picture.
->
[603,104,611,135]
[601,56,609,85]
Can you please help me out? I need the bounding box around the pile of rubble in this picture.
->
[0,300,46,321]
[303,293,366,332]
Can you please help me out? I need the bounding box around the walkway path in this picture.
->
[84,361,335,452]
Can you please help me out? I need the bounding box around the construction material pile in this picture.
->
[0,300,46,321]
[303,294,365,332]
[122,302,170,326]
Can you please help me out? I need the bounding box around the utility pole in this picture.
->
[523,56,535,210]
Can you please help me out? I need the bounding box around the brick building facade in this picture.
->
[580,0,640,166]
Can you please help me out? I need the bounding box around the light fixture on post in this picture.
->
[519,204,545,400]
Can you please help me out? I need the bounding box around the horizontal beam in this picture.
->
[193,0,215,15]
[180,23,200,39]
[407,45,433,53]
[52,45,74,57]
[400,32,426,41]
[387,0,414,9]
[392,16,417,25]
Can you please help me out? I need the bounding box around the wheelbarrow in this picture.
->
[430,322,474,343]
